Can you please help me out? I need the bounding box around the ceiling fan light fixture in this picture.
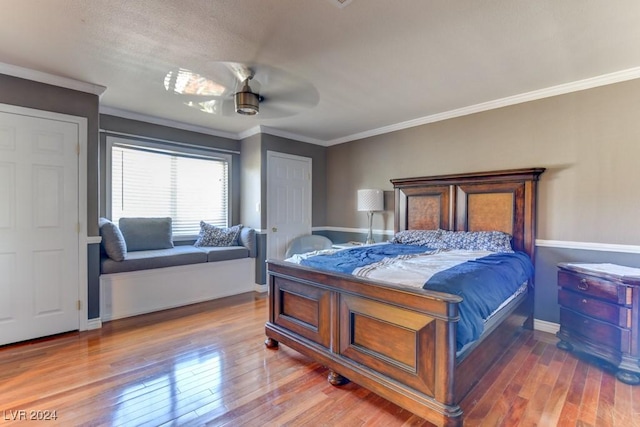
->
[235,79,259,115]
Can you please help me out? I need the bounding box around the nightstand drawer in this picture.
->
[559,307,631,353]
[558,271,630,305]
[558,288,631,328]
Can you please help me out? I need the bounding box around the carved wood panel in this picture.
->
[339,294,437,396]
[456,182,525,251]
[272,276,331,348]
[395,185,450,232]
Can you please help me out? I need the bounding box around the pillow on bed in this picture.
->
[391,229,443,246]
[194,222,242,247]
[439,230,514,252]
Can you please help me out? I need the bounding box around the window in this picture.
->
[107,136,231,238]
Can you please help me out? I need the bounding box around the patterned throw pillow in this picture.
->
[391,229,443,247]
[392,229,514,252]
[194,222,243,247]
[439,230,514,253]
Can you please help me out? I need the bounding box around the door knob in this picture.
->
[272,227,277,232]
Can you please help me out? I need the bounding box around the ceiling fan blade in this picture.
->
[181,94,237,117]
[261,81,319,109]
[164,68,230,97]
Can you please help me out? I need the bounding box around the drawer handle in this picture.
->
[578,279,589,291]
[582,299,587,304]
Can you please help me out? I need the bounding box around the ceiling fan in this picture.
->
[164,62,319,119]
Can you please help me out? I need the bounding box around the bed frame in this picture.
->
[264,168,545,426]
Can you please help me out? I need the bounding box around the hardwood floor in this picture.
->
[1,293,638,426]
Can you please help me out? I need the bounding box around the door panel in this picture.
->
[267,152,312,260]
[0,110,80,345]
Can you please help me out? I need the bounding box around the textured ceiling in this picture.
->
[1,0,640,145]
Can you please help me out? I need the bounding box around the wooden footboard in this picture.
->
[265,260,533,426]
[265,260,465,426]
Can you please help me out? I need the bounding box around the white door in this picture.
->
[0,108,80,345]
[266,151,312,260]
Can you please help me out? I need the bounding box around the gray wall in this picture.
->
[326,78,640,323]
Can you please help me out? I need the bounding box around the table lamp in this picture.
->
[357,189,384,244]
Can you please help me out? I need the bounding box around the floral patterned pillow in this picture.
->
[439,230,514,252]
[392,229,513,252]
[391,229,443,247]
[194,222,242,247]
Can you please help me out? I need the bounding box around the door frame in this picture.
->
[266,150,312,260]
[0,103,88,331]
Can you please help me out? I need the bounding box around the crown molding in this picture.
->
[326,66,640,146]
[259,125,326,145]
[99,106,239,140]
[237,125,262,140]
[0,62,106,96]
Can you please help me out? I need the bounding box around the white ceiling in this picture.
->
[2,0,640,146]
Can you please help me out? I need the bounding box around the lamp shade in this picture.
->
[357,189,384,212]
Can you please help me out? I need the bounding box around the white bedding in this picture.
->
[352,249,493,287]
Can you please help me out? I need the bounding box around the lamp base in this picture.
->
[365,211,375,244]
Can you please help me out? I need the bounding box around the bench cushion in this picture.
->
[101,246,207,274]
[198,246,250,262]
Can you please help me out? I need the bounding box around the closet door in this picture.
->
[266,151,312,260]
[0,107,80,345]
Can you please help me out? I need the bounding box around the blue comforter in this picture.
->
[300,244,430,273]
[424,251,533,349]
[299,244,534,349]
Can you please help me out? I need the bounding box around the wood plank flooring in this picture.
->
[1,293,638,426]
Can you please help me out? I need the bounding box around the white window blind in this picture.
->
[109,139,230,237]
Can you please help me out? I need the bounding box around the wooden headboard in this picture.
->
[391,168,545,258]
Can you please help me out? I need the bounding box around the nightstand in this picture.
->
[556,262,640,385]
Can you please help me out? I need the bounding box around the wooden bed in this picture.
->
[264,168,545,426]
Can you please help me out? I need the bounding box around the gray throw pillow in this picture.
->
[99,217,127,261]
[118,217,174,251]
[194,222,242,247]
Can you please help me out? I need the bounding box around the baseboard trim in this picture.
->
[87,318,102,330]
[254,284,268,293]
[534,319,559,335]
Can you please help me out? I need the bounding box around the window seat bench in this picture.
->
[98,218,260,322]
